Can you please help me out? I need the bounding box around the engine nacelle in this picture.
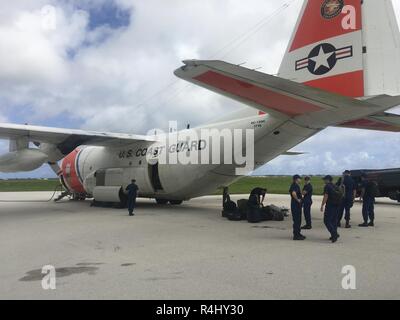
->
[0,149,48,172]
[93,186,127,206]
[39,143,64,162]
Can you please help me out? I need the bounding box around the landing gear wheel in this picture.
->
[169,200,183,205]
[156,199,169,205]
[72,193,86,201]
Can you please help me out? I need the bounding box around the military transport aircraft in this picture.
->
[1,0,400,206]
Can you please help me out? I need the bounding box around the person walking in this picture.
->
[359,173,377,227]
[126,179,139,216]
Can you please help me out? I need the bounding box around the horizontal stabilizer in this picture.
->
[339,112,400,132]
[282,151,306,156]
[338,95,400,132]
[175,60,392,128]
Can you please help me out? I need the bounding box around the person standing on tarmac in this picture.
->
[321,175,340,243]
[359,173,376,227]
[338,170,356,228]
[126,179,139,216]
[301,176,313,230]
[289,175,305,241]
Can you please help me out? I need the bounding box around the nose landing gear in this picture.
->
[169,200,183,205]
[156,199,169,205]
[155,199,183,205]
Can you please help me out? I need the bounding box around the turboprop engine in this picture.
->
[0,148,48,172]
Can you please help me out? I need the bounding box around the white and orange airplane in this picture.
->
[1,0,400,206]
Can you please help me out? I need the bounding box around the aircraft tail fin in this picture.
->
[278,0,400,98]
[176,1,400,132]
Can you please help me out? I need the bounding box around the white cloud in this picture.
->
[0,4,91,84]
[0,0,301,132]
[257,127,400,175]
[0,0,400,178]
[0,111,7,123]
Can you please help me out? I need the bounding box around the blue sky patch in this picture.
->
[80,1,131,31]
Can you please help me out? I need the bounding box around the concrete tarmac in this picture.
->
[0,192,399,300]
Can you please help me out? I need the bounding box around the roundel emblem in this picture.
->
[307,43,337,75]
[321,0,344,19]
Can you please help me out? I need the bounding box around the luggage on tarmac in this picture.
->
[268,205,285,221]
[330,185,345,206]
[260,206,274,221]
[222,197,238,218]
[223,200,237,212]
[237,199,249,220]
[227,210,242,221]
[247,207,262,223]
[222,196,286,223]
[247,196,262,223]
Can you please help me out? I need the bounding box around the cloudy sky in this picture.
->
[0,0,400,178]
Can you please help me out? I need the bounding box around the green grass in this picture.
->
[0,179,60,192]
[0,176,339,195]
[216,176,340,196]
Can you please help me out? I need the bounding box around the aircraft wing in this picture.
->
[0,123,156,156]
[175,60,400,128]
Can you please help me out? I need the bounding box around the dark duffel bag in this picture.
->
[222,200,237,218]
[260,206,274,221]
[224,200,237,212]
[237,199,248,220]
[247,207,262,223]
[227,209,242,221]
[269,205,285,221]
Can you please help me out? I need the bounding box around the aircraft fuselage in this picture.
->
[60,112,319,203]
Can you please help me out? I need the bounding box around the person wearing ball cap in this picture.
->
[321,175,340,243]
[289,174,306,241]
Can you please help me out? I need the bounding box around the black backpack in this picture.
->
[247,207,262,223]
[366,181,379,198]
[227,210,242,221]
[330,185,344,206]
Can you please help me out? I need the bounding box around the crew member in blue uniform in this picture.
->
[301,176,313,230]
[250,187,267,207]
[359,173,376,227]
[337,170,356,228]
[289,175,305,241]
[126,179,139,216]
[321,175,340,243]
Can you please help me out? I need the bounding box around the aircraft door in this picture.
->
[148,163,164,191]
